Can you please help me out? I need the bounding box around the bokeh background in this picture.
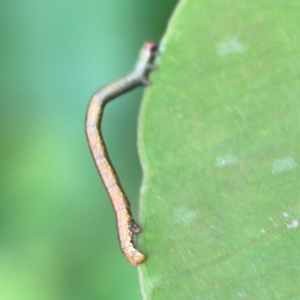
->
[0,1,175,299]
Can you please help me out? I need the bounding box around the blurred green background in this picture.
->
[0,1,175,299]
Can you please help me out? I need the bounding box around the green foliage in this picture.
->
[138,0,300,298]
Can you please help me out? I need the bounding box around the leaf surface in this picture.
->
[138,0,300,299]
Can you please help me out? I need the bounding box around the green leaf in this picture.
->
[138,0,300,298]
